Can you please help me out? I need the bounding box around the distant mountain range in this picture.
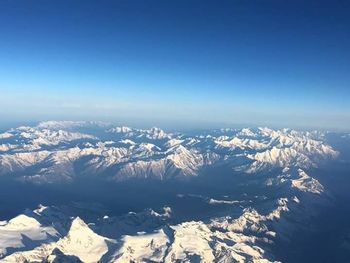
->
[0,121,337,184]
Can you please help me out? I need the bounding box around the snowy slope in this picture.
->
[0,214,60,258]
[2,217,113,263]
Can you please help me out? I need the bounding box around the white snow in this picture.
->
[291,169,324,194]
[0,214,59,258]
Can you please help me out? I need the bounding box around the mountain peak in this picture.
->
[8,214,41,228]
[109,126,133,133]
[57,217,112,263]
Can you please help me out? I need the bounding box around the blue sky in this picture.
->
[0,0,349,130]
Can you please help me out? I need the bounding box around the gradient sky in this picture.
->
[0,0,349,130]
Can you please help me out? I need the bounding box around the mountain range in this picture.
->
[0,121,337,184]
[0,121,343,262]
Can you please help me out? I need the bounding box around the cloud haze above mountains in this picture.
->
[0,0,350,130]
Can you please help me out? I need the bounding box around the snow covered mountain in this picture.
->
[0,121,337,184]
[0,121,342,262]
[0,194,312,263]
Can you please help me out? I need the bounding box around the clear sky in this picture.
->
[0,0,349,130]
